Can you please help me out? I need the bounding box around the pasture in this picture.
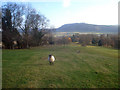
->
[2,44,119,88]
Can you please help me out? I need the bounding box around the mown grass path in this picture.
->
[2,44,118,88]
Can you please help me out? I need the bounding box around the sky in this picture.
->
[2,0,119,28]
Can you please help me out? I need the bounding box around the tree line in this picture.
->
[43,32,119,49]
[2,2,49,49]
[71,33,119,49]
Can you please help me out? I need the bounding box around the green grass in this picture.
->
[2,44,119,88]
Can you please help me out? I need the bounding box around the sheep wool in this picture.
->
[48,55,55,64]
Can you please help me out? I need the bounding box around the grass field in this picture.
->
[2,44,119,88]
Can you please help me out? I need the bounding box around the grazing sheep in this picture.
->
[48,55,55,65]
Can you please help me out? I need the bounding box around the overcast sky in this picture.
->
[2,0,119,28]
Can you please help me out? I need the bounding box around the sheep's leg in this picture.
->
[52,62,54,65]
[49,62,51,65]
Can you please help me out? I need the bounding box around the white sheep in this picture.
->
[48,55,55,65]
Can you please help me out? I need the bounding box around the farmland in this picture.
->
[2,44,119,88]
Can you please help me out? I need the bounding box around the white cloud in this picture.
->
[49,0,119,28]
[80,0,118,25]
[59,0,118,26]
[63,0,71,8]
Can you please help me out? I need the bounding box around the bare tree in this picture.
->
[2,2,50,49]
[2,3,25,49]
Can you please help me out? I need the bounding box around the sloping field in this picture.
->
[2,44,118,88]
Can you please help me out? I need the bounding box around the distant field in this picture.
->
[54,32,103,37]
[2,44,119,88]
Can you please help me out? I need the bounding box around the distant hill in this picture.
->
[56,23,118,34]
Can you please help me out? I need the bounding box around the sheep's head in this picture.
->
[49,55,52,58]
